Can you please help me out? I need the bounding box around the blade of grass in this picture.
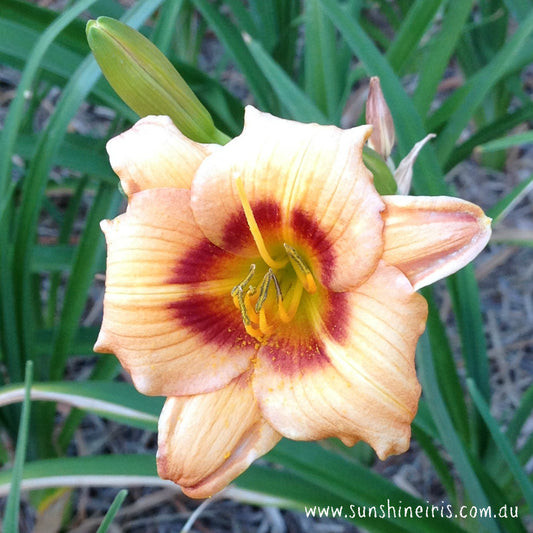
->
[268,440,467,533]
[411,425,457,501]
[190,0,275,111]
[318,0,445,195]
[3,361,33,533]
[150,0,185,55]
[57,355,121,453]
[478,130,533,152]
[422,289,470,443]
[0,455,163,497]
[416,332,498,533]
[246,37,328,123]
[506,382,533,445]
[487,174,533,224]
[412,0,475,117]
[445,104,533,171]
[96,489,128,533]
[0,381,162,432]
[0,0,101,390]
[0,0,101,197]
[385,0,443,74]
[447,266,491,402]
[503,0,533,20]
[434,11,533,166]
[304,0,342,120]
[11,0,165,456]
[467,378,533,514]
[49,183,122,380]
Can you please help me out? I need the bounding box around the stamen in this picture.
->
[234,287,251,326]
[283,244,317,293]
[278,281,304,323]
[244,289,259,323]
[255,269,273,312]
[259,307,274,336]
[235,177,288,270]
[231,264,256,297]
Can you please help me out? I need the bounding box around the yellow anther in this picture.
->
[283,244,317,293]
[235,177,288,270]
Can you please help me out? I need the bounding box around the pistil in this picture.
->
[235,177,288,270]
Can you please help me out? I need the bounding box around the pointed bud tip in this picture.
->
[366,76,395,160]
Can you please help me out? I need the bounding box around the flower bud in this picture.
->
[86,17,229,145]
[366,77,395,160]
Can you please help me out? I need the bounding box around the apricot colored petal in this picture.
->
[191,106,385,291]
[94,187,254,397]
[157,372,282,499]
[253,262,427,459]
[382,195,492,290]
[106,115,216,196]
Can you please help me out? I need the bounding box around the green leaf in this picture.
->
[412,0,474,117]
[468,379,533,515]
[96,490,128,533]
[267,440,467,532]
[318,0,446,196]
[386,0,443,74]
[506,382,533,445]
[0,455,161,496]
[304,0,342,119]
[0,381,162,432]
[433,11,533,166]
[3,361,33,533]
[488,174,533,224]
[445,104,533,171]
[190,0,276,111]
[416,333,498,533]
[245,38,328,123]
[479,130,533,152]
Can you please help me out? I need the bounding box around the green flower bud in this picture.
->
[86,17,229,145]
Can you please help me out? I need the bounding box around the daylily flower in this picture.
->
[94,107,491,498]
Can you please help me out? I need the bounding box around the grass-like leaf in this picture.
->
[0,381,162,432]
[433,10,533,166]
[246,38,328,123]
[468,378,533,515]
[412,0,474,116]
[96,489,128,533]
[190,0,275,111]
[3,361,33,533]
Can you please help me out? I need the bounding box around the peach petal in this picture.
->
[94,188,254,397]
[106,115,216,196]
[253,262,426,459]
[382,195,492,290]
[191,106,385,291]
[157,372,281,499]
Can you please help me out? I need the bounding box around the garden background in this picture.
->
[0,0,533,531]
